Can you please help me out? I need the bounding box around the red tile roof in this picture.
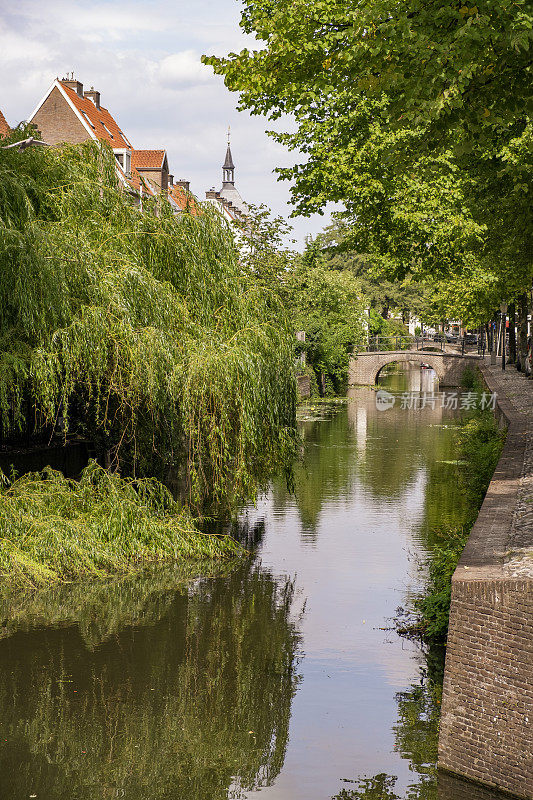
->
[0,109,10,138]
[115,159,156,198]
[132,150,166,171]
[60,82,131,148]
[168,183,200,215]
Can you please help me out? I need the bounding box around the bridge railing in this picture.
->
[365,335,446,352]
[363,335,487,355]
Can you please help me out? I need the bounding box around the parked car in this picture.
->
[464,333,478,345]
[445,332,458,343]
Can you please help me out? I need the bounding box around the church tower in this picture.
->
[222,142,235,186]
[218,131,248,215]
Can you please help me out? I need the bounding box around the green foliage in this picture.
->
[413,527,469,641]
[0,139,297,511]
[204,1,533,325]
[204,0,532,139]
[0,462,243,588]
[458,407,506,508]
[413,389,504,641]
[286,240,367,394]
[234,209,368,396]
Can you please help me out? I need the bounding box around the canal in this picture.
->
[0,364,483,799]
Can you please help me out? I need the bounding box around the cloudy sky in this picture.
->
[0,0,332,247]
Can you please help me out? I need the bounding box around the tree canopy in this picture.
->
[0,133,297,511]
[204,1,533,323]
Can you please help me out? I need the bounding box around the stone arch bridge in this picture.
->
[349,349,481,387]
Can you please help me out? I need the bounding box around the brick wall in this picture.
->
[439,578,533,798]
[32,86,90,145]
[439,364,533,799]
[439,768,523,800]
[138,169,167,191]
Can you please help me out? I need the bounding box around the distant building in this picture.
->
[0,109,11,138]
[205,139,248,223]
[28,75,195,211]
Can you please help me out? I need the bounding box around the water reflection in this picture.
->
[0,363,492,800]
[0,562,301,800]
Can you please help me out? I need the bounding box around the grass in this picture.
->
[0,461,244,589]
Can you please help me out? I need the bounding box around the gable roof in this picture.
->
[0,109,10,138]
[132,150,167,171]
[59,82,132,148]
[168,183,200,215]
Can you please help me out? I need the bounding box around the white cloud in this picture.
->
[157,50,215,89]
[0,0,331,246]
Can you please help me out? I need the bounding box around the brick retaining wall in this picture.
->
[438,364,533,799]
[439,769,526,799]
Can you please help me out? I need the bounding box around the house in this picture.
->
[28,75,192,208]
[0,109,11,138]
[132,150,169,192]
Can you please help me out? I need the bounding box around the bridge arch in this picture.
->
[349,350,478,387]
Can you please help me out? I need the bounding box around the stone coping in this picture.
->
[455,362,533,582]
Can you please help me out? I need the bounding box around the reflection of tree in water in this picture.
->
[0,560,301,800]
[332,774,400,799]
[331,650,444,800]
[271,405,358,537]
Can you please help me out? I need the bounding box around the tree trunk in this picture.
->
[517,293,528,371]
[508,302,516,364]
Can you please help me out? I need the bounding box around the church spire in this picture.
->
[222,127,235,185]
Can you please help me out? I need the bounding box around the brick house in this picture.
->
[0,109,11,138]
[28,76,193,209]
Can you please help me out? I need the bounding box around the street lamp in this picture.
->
[500,302,508,371]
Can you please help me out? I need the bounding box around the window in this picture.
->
[80,111,95,129]
[100,121,114,140]
[114,149,131,178]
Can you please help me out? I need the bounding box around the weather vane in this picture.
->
[227,126,231,145]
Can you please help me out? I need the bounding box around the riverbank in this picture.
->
[0,462,244,589]
[439,361,533,799]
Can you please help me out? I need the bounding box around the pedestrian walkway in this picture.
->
[479,361,533,578]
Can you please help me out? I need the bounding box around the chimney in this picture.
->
[168,174,174,186]
[84,87,100,108]
[61,74,83,97]
[175,179,190,192]
[205,189,218,199]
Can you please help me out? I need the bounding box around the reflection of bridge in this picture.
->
[349,349,481,387]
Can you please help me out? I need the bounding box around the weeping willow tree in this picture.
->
[0,131,297,582]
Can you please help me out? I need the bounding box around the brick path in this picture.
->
[479,362,533,578]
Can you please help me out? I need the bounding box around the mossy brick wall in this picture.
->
[438,768,527,800]
[439,364,533,799]
[439,578,533,798]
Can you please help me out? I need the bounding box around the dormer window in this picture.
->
[101,121,114,140]
[80,110,95,129]
[119,130,132,148]
[114,148,131,177]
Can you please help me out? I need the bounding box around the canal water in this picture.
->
[0,364,481,799]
